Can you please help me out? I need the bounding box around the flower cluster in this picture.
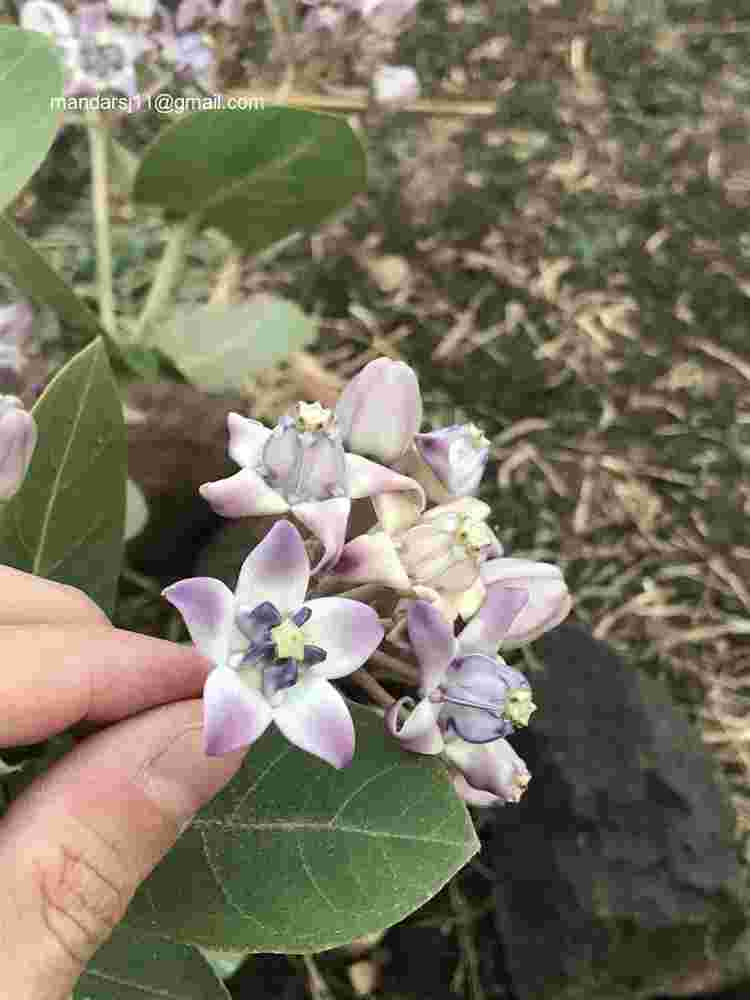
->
[167,358,571,805]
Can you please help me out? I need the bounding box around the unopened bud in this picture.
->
[0,397,37,500]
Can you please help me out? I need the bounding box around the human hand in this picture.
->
[0,567,244,999]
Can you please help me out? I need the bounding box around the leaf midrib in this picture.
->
[33,344,99,575]
[194,817,472,847]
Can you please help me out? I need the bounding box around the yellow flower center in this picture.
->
[270,618,307,660]
[295,401,333,433]
[456,514,494,555]
[466,423,490,450]
[505,688,536,727]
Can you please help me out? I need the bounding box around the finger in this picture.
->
[0,566,110,626]
[0,699,244,997]
[0,625,213,745]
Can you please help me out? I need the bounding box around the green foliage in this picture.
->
[0,215,106,340]
[0,339,126,616]
[125,704,479,953]
[0,26,63,213]
[75,925,231,999]
[154,295,317,391]
[133,107,366,254]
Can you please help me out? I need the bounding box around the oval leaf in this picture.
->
[0,338,126,616]
[155,295,317,391]
[0,26,63,212]
[125,704,479,953]
[133,107,366,254]
[76,925,231,999]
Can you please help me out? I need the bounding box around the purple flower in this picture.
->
[163,521,384,765]
[409,423,491,503]
[200,401,424,575]
[385,598,537,803]
[335,357,422,465]
[0,302,34,374]
[0,396,37,500]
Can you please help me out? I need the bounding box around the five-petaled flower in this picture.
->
[199,400,424,575]
[163,520,384,766]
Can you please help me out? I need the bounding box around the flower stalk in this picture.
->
[86,110,117,337]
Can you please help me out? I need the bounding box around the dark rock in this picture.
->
[489,623,747,1000]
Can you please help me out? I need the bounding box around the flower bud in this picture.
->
[480,558,571,643]
[0,397,37,500]
[448,738,531,805]
[412,423,490,502]
[372,65,421,107]
[335,358,422,464]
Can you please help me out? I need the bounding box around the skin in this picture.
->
[0,567,245,999]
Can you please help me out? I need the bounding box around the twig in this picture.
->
[229,88,497,117]
[350,669,396,709]
[86,110,117,336]
[303,955,335,1000]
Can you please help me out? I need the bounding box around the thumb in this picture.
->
[0,699,243,1000]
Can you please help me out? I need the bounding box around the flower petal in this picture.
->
[203,666,273,755]
[227,412,272,468]
[407,600,457,694]
[480,558,571,642]
[371,488,422,535]
[235,519,310,616]
[345,453,425,511]
[385,696,443,754]
[162,577,234,667]
[443,737,531,803]
[303,597,384,678]
[293,497,351,575]
[451,772,501,807]
[327,533,412,591]
[458,587,530,656]
[420,496,490,525]
[200,468,289,517]
[273,677,355,768]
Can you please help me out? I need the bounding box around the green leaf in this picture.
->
[0,338,126,616]
[154,295,317,391]
[0,27,63,212]
[133,107,366,254]
[75,924,231,999]
[125,704,479,953]
[0,215,105,340]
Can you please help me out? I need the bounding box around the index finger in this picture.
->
[0,625,211,746]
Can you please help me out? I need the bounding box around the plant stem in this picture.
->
[134,216,199,345]
[370,650,420,684]
[86,110,117,337]
[230,88,497,117]
[350,669,396,709]
[302,955,334,1000]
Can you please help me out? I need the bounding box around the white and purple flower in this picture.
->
[163,520,384,766]
[405,422,491,504]
[385,595,549,805]
[200,400,424,575]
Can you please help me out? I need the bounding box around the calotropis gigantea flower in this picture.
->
[200,401,424,575]
[163,520,384,765]
[385,598,536,802]
[0,301,34,375]
[403,423,491,504]
[21,0,148,97]
[0,396,37,500]
[479,557,572,644]
[335,357,422,466]
[325,497,501,616]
